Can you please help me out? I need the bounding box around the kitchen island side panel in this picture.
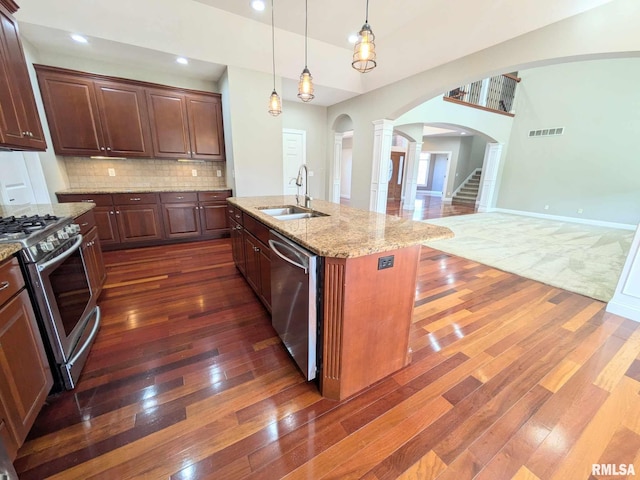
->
[321,245,421,400]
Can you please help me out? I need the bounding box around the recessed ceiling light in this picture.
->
[176,57,189,65]
[348,34,358,44]
[251,0,265,11]
[460,132,467,135]
[70,34,88,44]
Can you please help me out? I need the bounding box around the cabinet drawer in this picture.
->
[0,258,24,306]
[243,214,270,246]
[199,190,231,202]
[57,193,113,207]
[112,193,158,205]
[74,209,97,235]
[160,192,197,203]
[228,205,243,223]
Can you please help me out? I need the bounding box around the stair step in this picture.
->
[454,193,477,201]
[452,198,476,205]
[460,187,478,193]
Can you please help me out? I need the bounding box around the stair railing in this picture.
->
[444,73,520,116]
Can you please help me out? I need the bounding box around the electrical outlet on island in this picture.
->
[192,169,198,177]
[108,168,116,177]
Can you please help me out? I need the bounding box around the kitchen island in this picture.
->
[228,196,453,400]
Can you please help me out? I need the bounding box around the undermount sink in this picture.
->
[258,205,329,221]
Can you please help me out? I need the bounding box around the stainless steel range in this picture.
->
[0,213,101,391]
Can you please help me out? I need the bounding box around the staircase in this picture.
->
[452,170,482,206]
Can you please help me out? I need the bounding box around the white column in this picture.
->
[370,119,394,213]
[331,133,343,204]
[476,143,503,212]
[479,77,490,106]
[607,224,640,322]
[402,141,423,211]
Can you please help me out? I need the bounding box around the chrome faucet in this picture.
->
[295,164,312,208]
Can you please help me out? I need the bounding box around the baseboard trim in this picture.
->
[492,208,637,231]
[607,300,640,323]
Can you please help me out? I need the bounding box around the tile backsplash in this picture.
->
[64,157,226,189]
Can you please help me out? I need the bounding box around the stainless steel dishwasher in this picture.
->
[268,230,318,380]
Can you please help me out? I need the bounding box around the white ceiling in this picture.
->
[16,0,613,106]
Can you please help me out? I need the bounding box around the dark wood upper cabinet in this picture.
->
[35,70,104,156]
[146,89,190,158]
[93,81,152,158]
[0,0,46,151]
[147,90,225,161]
[35,66,153,157]
[186,94,225,160]
[34,64,225,160]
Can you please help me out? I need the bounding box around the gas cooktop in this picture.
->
[0,214,61,240]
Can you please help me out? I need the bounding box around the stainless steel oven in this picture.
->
[25,233,101,390]
[0,213,101,391]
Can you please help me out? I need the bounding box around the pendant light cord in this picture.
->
[304,0,308,68]
[365,0,369,22]
[271,0,276,89]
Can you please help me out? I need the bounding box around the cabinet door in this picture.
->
[162,202,201,239]
[186,94,225,160]
[146,90,190,158]
[229,218,245,275]
[0,4,46,150]
[258,246,271,311]
[93,206,120,246]
[82,227,106,298]
[199,202,228,235]
[94,81,152,158]
[116,204,163,243]
[0,289,53,451]
[244,232,261,293]
[36,69,105,156]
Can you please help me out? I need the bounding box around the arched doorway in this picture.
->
[330,114,354,204]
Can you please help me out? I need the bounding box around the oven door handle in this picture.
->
[68,306,101,368]
[36,234,83,273]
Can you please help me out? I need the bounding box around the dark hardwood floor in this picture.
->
[385,191,476,220]
[14,221,640,478]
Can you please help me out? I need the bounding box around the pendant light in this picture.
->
[352,0,377,73]
[297,0,314,102]
[268,0,282,116]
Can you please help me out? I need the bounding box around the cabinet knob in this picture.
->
[81,199,95,203]
[81,222,89,227]
[106,147,112,151]
[130,198,141,201]
[116,211,120,214]
[110,211,115,215]
[0,281,10,291]
[101,147,106,151]
[176,196,184,200]
[28,131,34,137]
[235,214,241,219]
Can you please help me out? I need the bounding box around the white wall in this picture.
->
[421,137,462,198]
[32,51,218,92]
[497,58,640,225]
[327,0,640,210]
[340,136,353,198]
[224,65,283,197]
[281,101,328,200]
[22,39,69,203]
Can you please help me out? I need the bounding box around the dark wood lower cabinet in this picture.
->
[228,206,270,312]
[57,189,231,250]
[0,258,53,460]
[82,227,107,297]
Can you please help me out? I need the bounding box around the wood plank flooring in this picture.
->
[14,238,640,479]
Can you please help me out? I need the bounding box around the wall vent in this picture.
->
[528,127,564,138]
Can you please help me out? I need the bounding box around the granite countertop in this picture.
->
[228,196,454,258]
[0,244,22,262]
[57,186,231,194]
[0,203,95,219]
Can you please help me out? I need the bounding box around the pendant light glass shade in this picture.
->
[297,67,314,102]
[352,0,377,73]
[268,89,282,116]
[268,0,282,116]
[297,0,315,102]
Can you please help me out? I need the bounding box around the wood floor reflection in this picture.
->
[15,238,640,479]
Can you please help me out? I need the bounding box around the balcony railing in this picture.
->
[444,73,520,117]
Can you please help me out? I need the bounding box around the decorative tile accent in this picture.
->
[63,157,226,189]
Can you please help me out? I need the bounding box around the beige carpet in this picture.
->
[423,213,634,302]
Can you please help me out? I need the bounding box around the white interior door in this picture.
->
[282,129,306,196]
[0,152,36,205]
